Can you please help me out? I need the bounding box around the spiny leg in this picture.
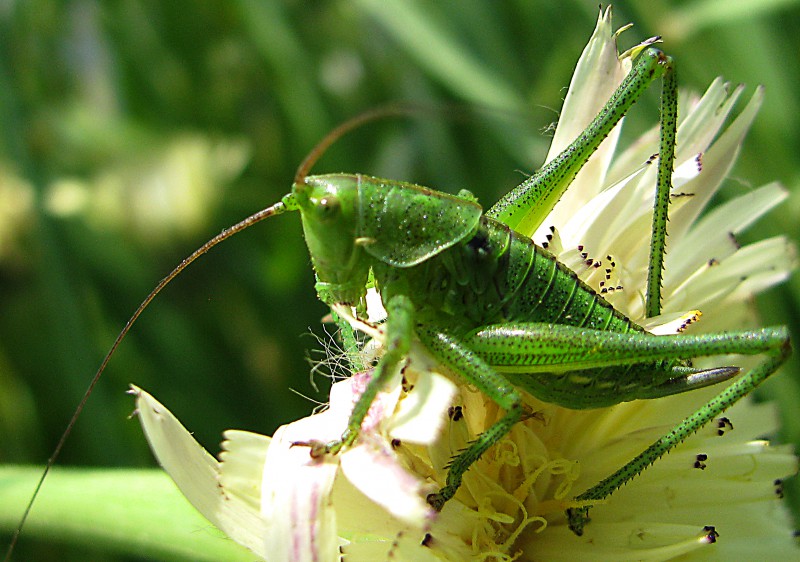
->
[646,52,677,319]
[295,294,413,455]
[565,330,791,535]
[416,325,524,509]
[460,322,790,531]
[487,47,675,237]
[417,323,788,510]
[421,322,787,510]
[464,323,785,378]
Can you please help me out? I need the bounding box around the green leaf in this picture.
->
[0,466,257,561]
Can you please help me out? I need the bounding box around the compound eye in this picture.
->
[317,196,340,221]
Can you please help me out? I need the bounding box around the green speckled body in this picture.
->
[376,214,636,333]
[366,190,681,409]
[7,34,791,555]
[286,46,790,534]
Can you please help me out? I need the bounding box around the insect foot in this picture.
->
[290,439,338,459]
[566,506,590,536]
[291,428,355,458]
[426,491,448,512]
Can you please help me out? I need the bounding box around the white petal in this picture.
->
[348,369,404,433]
[389,371,457,444]
[667,236,792,312]
[666,182,788,288]
[607,80,741,214]
[219,430,271,512]
[539,7,629,235]
[672,153,703,189]
[545,7,626,164]
[644,310,702,335]
[341,442,433,525]
[132,386,268,560]
[341,538,441,562]
[259,372,406,562]
[530,522,718,561]
[591,85,759,275]
[261,415,342,562]
[559,158,649,249]
[668,87,764,241]
[365,287,388,323]
[674,80,743,163]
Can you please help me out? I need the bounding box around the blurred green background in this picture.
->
[1,1,798,559]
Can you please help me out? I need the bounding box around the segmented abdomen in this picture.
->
[398,216,640,335]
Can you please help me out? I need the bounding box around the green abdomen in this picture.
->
[398,216,640,335]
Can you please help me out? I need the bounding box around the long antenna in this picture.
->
[4,201,287,560]
[8,101,476,558]
[293,104,418,185]
[292,102,522,186]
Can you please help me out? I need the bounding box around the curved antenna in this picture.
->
[292,102,529,186]
[8,101,504,557]
[4,201,289,560]
[294,104,424,185]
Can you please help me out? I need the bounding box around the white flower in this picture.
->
[134,7,798,561]
[132,353,461,561]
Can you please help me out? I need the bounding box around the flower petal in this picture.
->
[535,7,629,241]
[545,7,626,164]
[666,181,788,288]
[528,522,721,561]
[666,236,794,313]
[132,386,268,559]
[389,370,457,444]
[667,87,764,242]
[260,398,347,562]
[219,429,271,512]
[341,442,433,524]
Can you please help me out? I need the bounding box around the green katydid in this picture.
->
[281,47,791,535]
[5,43,791,556]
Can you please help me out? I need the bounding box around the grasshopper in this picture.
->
[6,44,791,555]
[280,46,791,534]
